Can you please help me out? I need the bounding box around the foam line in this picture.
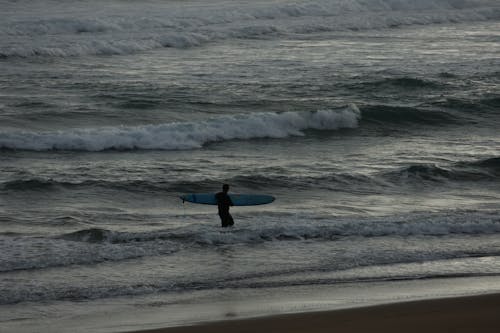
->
[1,0,499,58]
[0,106,360,151]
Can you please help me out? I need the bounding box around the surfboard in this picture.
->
[180,193,275,206]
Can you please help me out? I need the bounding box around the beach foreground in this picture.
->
[129,293,500,333]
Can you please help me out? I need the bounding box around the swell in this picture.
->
[470,157,500,169]
[383,158,500,183]
[0,174,376,193]
[1,0,500,58]
[434,96,500,113]
[360,105,461,125]
[357,77,440,90]
[2,157,499,194]
[233,158,500,185]
[0,178,187,192]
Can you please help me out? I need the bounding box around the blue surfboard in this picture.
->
[180,193,275,206]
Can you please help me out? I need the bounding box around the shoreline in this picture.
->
[127,292,500,333]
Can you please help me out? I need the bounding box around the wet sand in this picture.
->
[127,293,500,333]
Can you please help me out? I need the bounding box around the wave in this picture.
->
[383,158,500,182]
[2,178,61,191]
[0,106,360,151]
[360,105,461,125]
[0,232,180,273]
[2,157,499,195]
[201,159,500,187]
[60,228,110,242]
[1,0,500,58]
[2,268,499,305]
[466,157,500,172]
[0,178,174,192]
[359,77,440,90]
[480,97,500,108]
[7,0,500,37]
[0,173,385,194]
[434,96,500,113]
[384,164,461,182]
[0,103,484,153]
[1,211,499,274]
[0,177,236,195]
[62,215,500,246]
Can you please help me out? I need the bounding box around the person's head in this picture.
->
[222,184,229,193]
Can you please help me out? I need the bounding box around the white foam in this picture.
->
[0,234,179,272]
[1,0,499,58]
[2,210,498,273]
[0,106,360,151]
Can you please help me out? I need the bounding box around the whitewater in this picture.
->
[0,106,360,151]
[1,0,500,332]
[2,0,500,58]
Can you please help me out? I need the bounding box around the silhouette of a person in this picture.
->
[215,184,234,227]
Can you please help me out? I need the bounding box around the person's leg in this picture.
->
[227,214,234,227]
[220,213,229,227]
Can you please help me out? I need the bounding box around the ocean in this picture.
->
[1,0,500,331]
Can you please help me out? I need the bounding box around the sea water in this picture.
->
[1,0,500,331]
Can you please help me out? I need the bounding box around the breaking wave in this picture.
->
[2,210,499,274]
[61,214,500,246]
[0,106,360,151]
[1,0,500,58]
[1,210,499,304]
[0,103,484,152]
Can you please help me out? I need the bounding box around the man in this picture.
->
[215,184,234,227]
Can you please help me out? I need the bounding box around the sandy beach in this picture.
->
[128,293,500,333]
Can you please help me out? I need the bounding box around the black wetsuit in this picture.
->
[215,191,234,227]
